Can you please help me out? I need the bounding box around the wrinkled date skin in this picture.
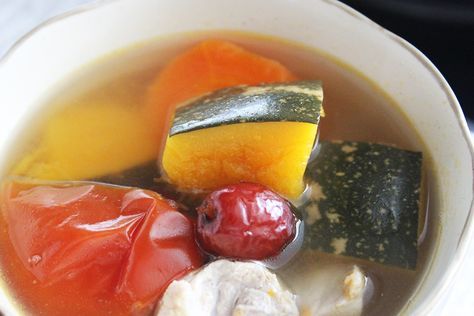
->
[196,183,297,259]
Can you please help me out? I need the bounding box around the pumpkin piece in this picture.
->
[163,122,317,199]
[162,81,323,199]
[145,39,297,149]
[302,141,423,269]
[12,103,158,181]
[94,161,205,211]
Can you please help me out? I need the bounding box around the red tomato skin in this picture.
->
[116,193,203,309]
[196,182,297,260]
[0,181,204,316]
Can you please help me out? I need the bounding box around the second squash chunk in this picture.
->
[161,81,324,199]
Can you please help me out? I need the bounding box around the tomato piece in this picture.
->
[0,181,203,316]
[117,192,201,310]
[196,183,297,259]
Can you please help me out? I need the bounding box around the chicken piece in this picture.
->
[279,251,368,316]
[156,260,298,316]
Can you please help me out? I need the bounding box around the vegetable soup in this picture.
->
[0,32,437,316]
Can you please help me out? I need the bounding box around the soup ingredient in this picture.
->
[156,259,298,316]
[196,183,297,260]
[95,161,205,210]
[162,81,324,199]
[279,251,367,316]
[96,161,159,190]
[168,80,323,135]
[303,141,422,269]
[12,103,158,181]
[1,180,203,316]
[146,39,297,145]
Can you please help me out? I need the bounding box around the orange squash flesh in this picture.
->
[162,122,318,199]
[145,39,297,150]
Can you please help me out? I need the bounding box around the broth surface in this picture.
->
[0,32,437,316]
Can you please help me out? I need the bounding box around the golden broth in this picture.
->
[0,32,437,316]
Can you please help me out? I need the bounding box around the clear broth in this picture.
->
[0,31,438,316]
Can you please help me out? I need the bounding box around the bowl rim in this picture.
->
[322,1,474,315]
[0,0,472,315]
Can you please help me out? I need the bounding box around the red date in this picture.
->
[196,183,297,259]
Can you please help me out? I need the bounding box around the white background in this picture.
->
[0,0,472,315]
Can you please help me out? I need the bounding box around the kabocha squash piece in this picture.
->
[302,141,423,269]
[96,161,159,191]
[146,39,297,149]
[94,161,205,210]
[12,103,158,181]
[162,81,324,199]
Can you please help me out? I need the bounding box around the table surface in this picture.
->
[0,0,473,315]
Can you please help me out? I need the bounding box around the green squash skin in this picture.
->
[94,161,204,213]
[170,80,323,136]
[302,141,422,269]
[95,161,157,189]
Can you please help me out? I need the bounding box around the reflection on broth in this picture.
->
[0,32,436,316]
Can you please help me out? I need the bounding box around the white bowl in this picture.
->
[0,0,472,315]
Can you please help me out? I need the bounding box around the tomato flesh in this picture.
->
[0,181,203,315]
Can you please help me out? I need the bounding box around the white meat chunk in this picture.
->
[279,251,368,316]
[156,259,299,316]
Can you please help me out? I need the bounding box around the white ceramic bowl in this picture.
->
[0,0,472,315]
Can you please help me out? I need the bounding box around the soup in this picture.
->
[0,32,437,316]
